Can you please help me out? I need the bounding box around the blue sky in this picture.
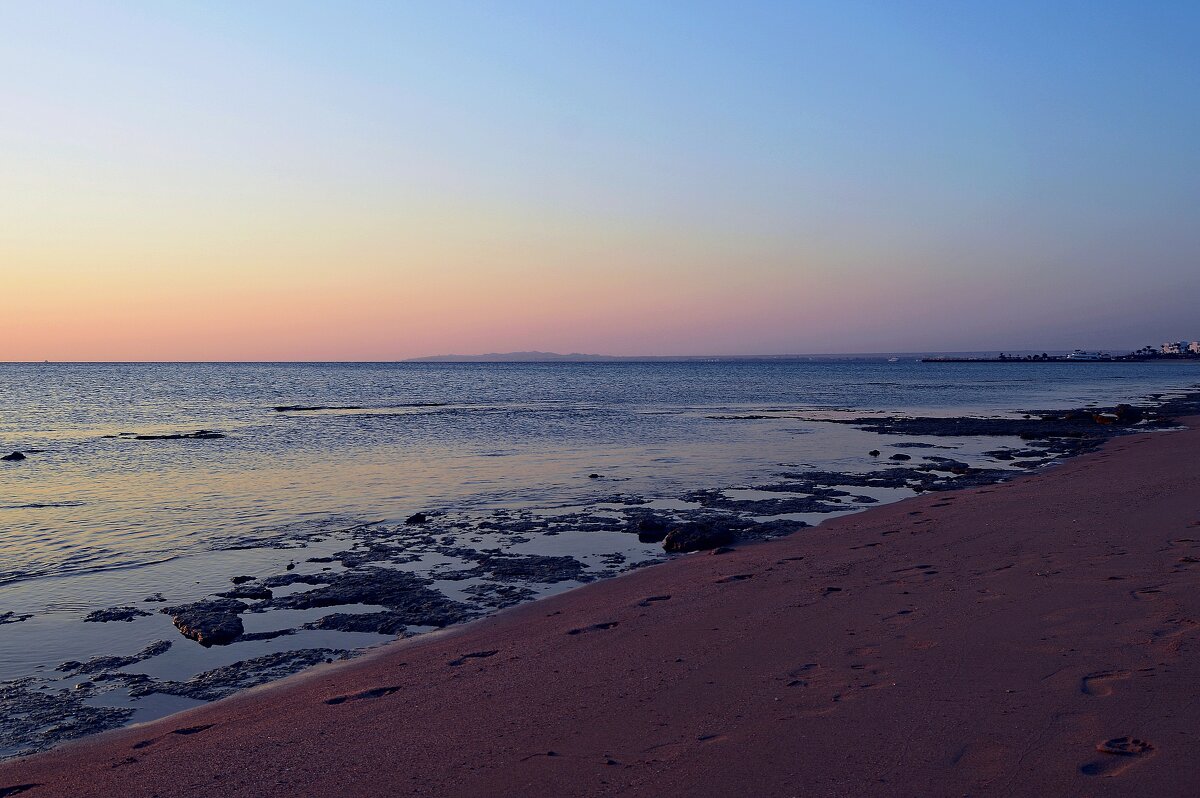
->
[2,1,1198,358]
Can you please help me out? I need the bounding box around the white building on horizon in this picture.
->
[1190,341,1200,354]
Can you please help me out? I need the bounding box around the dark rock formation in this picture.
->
[0,679,134,758]
[1,452,25,461]
[127,649,349,702]
[663,522,735,553]
[217,585,273,601]
[83,606,151,623]
[57,641,172,675]
[117,430,225,440]
[163,599,248,646]
[264,568,474,629]
[629,513,671,543]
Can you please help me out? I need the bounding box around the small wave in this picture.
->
[272,402,448,412]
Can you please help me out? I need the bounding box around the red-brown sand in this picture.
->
[4,420,1200,797]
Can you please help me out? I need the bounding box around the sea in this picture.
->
[1,360,1197,756]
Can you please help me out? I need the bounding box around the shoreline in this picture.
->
[4,417,1199,796]
[4,393,1193,759]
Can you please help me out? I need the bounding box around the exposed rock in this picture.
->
[684,489,845,515]
[0,611,32,626]
[57,641,172,675]
[405,512,429,525]
[1,452,25,461]
[260,572,332,589]
[83,606,151,623]
[663,521,735,553]
[304,612,414,636]
[163,599,248,646]
[889,453,912,461]
[128,430,225,440]
[628,513,671,543]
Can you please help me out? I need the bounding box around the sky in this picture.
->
[2,0,1198,360]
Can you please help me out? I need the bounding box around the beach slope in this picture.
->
[4,420,1200,797]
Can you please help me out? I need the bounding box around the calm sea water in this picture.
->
[0,360,1196,755]
[2,360,1196,587]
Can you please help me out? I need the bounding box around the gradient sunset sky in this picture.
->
[3,1,1198,360]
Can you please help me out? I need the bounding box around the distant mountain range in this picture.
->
[404,351,1076,363]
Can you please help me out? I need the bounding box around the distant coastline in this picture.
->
[406,348,1200,363]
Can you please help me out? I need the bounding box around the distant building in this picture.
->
[1190,341,1200,354]
[1161,341,1186,354]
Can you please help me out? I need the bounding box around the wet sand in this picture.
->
[4,419,1199,797]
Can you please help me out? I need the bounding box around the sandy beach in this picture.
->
[3,418,1198,797]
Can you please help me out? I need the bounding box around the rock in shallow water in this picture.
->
[83,606,152,623]
[663,522,735,553]
[0,679,134,758]
[127,649,350,702]
[163,599,248,646]
[1,451,25,461]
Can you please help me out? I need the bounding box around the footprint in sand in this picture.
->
[1080,737,1155,776]
[325,685,403,704]
[171,723,214,735]
[1151,617,1198,640]
[448,650,499,667]
[567,621,619,635]
[1080,670,1131,696]
[0,786,40,798]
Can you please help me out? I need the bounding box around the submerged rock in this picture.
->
[0,611,32,626]
[436,551,591,584]
[128,649,350,702]
[264,568,474,629]
[684,489,845,515]
[0,679,134,758]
